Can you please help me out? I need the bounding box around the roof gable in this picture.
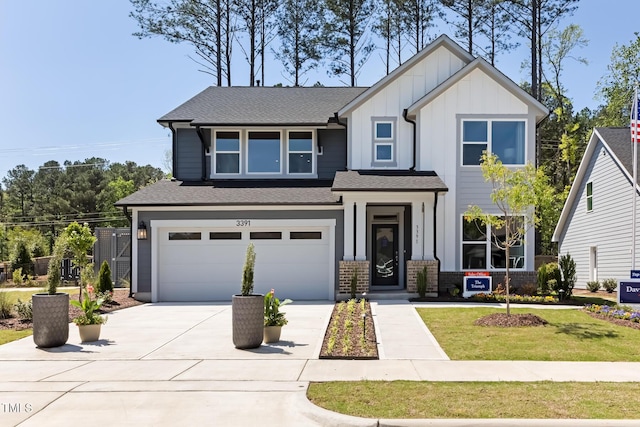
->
[407,57,548,122]
[337,35,474,117]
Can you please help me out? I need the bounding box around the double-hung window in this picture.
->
[288,131,313,174]
[462,216,525,270]
[462,119,525,165]
[248,131,281,173]
[214,131,240,174]
[373,119,395,163]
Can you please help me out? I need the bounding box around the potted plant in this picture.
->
[263,289,292,343]
[32,235,69,348]
[70,285,107,342]
[232,243,264,349]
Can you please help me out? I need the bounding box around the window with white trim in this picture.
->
[462,120,525,165]
[586,181,593,212]
[214,131,240,174]
[288,131,313,174]
[373,120,394,162]
[248,131,281,173]
[462,216,525,270]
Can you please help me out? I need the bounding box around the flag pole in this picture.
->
[633,85,638,271]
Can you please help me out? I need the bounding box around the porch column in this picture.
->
[355,201,367,260]
[411,201,424,260]
[424,195,435,260]
[343,201,355,261]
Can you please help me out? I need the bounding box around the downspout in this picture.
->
[195,125,207,181]
[167,122,176,178]
[122,206,133,298]
[433,192,441,295]
[402,109,416,171]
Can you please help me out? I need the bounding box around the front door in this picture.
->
[372,224,399,286]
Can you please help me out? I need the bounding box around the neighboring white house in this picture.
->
[553,127,640,288]
[116,35,548,302]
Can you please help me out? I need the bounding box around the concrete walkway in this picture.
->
[0,300,638,426]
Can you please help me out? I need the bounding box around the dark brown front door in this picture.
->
[372,224,398,286]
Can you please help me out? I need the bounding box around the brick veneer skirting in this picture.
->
[439,271,537,295]
[406,260,439,297]
[338,260,370,296]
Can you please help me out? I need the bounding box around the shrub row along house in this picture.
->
[116,35,548,302]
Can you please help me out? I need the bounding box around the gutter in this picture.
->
[333,113,348,169]
[195,125,207,181]
[434,192,441,294]
[122,206,134,298]
[402,109,416,171]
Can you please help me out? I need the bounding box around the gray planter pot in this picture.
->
[32,293,69,348]
[232,294,264,349]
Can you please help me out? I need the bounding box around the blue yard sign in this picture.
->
[631,270,640,279]
[619,280,640,304]
[463,273,492,298]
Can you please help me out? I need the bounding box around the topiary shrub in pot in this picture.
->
[232,243,264,349]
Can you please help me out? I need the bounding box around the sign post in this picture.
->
[463,272,492,298]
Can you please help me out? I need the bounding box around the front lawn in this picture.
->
[308,381,640,419]
[417,307,640,361]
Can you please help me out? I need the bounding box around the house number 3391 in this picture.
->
[236,220,251,227]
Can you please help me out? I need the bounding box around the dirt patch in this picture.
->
[320,300,378,359]
[0,289,144,331]
[474,313,549,327]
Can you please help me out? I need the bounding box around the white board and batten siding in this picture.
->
[348,45,467,170]
[150,219,335,302]
[559,142,640,287]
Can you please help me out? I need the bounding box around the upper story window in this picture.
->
[248,131,281,173]
[372,118,397,165]
[462,119,525,166]
[288,131,313,174]
[586,181,593,212]
[214,131,241,174]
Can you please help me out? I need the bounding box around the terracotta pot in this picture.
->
[263,326,282,343]
[32,293,69,348]
[78,324,102,343]
[232,294,264,349]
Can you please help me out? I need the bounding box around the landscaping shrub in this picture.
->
[0,292,12,319]
[416,266,427,298]
[602,278,618,293]
[586,280,600,292]
[14,298,32,320]
[558,253,577,297]
[350,269,358,300]
[11,241,33,277]
[12,268,23,286]
[537,262,561,294]
[97,260,113,293]
[518,283,538,296]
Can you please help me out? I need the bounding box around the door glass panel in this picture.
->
[375,226,395,280]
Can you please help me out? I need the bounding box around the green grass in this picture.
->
[0,329,32,345]
[417,307,640,361]
[307,381,640,419]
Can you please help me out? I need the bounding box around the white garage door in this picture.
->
[156,224,333,301]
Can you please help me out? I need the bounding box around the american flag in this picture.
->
[632,88,640,143]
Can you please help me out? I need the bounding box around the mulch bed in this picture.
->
[320,300,378,359]
[584,312,640,331]
[474,313,549,327]
[0,289,144,331]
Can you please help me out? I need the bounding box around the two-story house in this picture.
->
[116,35,548,302]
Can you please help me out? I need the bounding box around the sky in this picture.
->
[0,0,637,182]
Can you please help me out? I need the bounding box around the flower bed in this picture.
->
[471,293,558,304]
[319,299,378,359]
[584,304,640,330]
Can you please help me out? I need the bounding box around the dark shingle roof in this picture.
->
[158,87,368,126]
[332,170,448,192]
[115,179,340,206]
[597,127,639,179]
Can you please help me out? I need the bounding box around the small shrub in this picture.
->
[0,292,12,319]
[14,298,32,320]
[586,280,600,292]
[241,243,256,296]
[558,253,577,297]
[602,278,618,293]
[494,283,506,295]
[97,260,113,293]
[416,266,427,298]
[350,269,358,300]
[518,283,538,296]
[537,262,561,295]
[12,268,23,286]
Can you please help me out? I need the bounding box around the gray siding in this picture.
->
[136,209,344,295]
[175,128,203,181]
[559,141,639,288]
[317,129,347,179]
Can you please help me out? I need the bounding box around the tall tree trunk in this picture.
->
[216,0,222,86]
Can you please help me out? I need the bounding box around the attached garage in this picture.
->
[151,219,335,301]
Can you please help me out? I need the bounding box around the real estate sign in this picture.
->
[463,272,491,298]
[619,279,640,309]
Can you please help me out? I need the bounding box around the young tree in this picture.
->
[130,0,234,86]
[322,0,376,86]
[63,222,97,296]
[596,33,640,127]
[464,153,551,315]
[273,0,323,86]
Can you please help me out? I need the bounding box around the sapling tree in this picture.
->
[63,222,97,301]
[464,153,551,315]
